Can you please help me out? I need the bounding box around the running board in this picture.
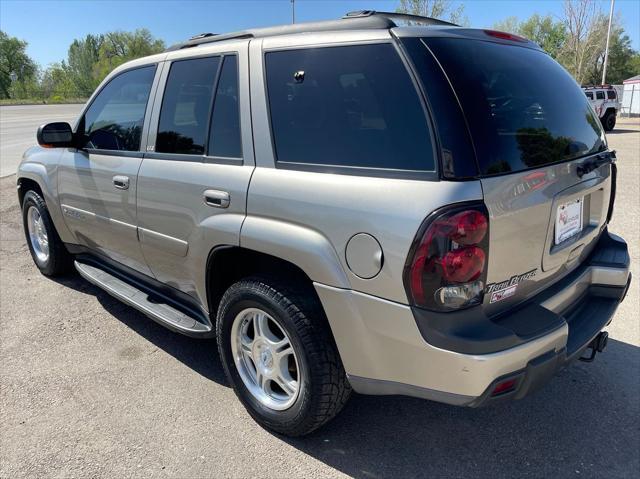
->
[74,260,212,336]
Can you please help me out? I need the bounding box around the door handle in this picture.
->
[203,189,230,208]
[113,175,130,190]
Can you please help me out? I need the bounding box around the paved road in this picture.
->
[0,116,638,478]
[0,104,83,177]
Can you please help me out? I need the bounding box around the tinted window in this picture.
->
[585,91,593,99]
[83,66,155,151]
[607,90,616,99]
[157,57,220,155]
[423,38,605,175]
[596,91,605,100]
[401,38,478,178]
[208,55,241,158]
[265,44,435,172]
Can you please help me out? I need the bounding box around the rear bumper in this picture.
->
[315,229,630,405]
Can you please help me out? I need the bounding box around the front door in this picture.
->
[58,64,160,275]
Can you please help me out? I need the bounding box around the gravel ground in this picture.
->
[0,117,638,478]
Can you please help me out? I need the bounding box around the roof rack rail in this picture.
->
[166,10,457,52]
[165,31,255,51]
[343,10,458,27]
[189,33,217,41]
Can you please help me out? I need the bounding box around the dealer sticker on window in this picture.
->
[555,198,583,245]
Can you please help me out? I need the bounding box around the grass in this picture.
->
[0,98,87,106]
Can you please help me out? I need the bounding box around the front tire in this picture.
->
[602,110,616,131]
[22,190,72,276]
[216,277,351,436]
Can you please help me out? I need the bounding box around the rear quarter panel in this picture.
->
[245,168,483,302]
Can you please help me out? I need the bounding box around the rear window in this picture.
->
[607,90,617,99]
[157,57,220,155]
[421,38,605,176]
[265,43,435,173]
[209,55,242,158]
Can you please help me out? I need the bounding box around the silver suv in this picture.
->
[17,11,631,436]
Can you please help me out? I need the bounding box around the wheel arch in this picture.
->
[206,246,327,319]
[17,164,75,244]
[17,176,45,207]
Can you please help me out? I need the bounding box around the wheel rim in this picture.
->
[27,206,49,264]
[230,308,300,411]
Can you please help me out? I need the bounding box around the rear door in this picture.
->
[58,64,160,275]
[404,35,612,315]
[136,43,254,304]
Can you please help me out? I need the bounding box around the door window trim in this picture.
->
[262,40,439,180]
[75,63,160,158]
[147,53,243,164]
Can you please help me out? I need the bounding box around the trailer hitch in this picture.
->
[579,331,609,363]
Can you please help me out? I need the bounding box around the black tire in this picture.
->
[216,277,351,436]
[602,110,616,131]
[22,190,72,276]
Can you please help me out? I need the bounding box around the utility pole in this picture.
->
[291,0,295,24]
[602,0,615,85]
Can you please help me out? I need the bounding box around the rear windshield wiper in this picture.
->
[577,150,616,178]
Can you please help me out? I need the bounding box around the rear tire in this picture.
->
[602,110,616,131]
[216,277,351,436]
[22,190,72,276]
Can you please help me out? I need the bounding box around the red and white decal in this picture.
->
[490,284,518,303]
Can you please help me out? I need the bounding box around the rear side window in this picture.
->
[596,91,605,100]
[607,90,616,99]
[83,66,156,151]
[585,91,593,100]
[208,55,241,158]
[157,57,220,155]
[265,44,435,173]
[422,38,605,175]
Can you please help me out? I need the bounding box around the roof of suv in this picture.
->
[165,10,458,51]
[165,10,542,53]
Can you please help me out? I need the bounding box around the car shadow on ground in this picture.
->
[607,128,638,134]
[53,272,227,385]
[54,271,639,478]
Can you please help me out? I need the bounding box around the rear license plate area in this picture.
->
[555,198,583,245]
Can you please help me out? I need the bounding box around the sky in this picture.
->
[1,0,639,68]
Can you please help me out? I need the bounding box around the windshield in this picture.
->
[420,37,606,176]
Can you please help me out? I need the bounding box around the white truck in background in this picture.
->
[582,85,620,131]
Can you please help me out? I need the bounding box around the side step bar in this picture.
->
[74,260,212,336]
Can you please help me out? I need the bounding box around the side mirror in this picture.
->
[37,122,74,148]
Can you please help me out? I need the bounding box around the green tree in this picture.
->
[493,15,567,60]
[493,16,520,35]
[0,30,37,99]
[67,34,104,97]
[584,21,640,84]
[520,15,567,60]
[396,0,468,26]
[40,63,76,100]
[94,29,164,80]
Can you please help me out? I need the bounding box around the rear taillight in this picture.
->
[404,204,489,311]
